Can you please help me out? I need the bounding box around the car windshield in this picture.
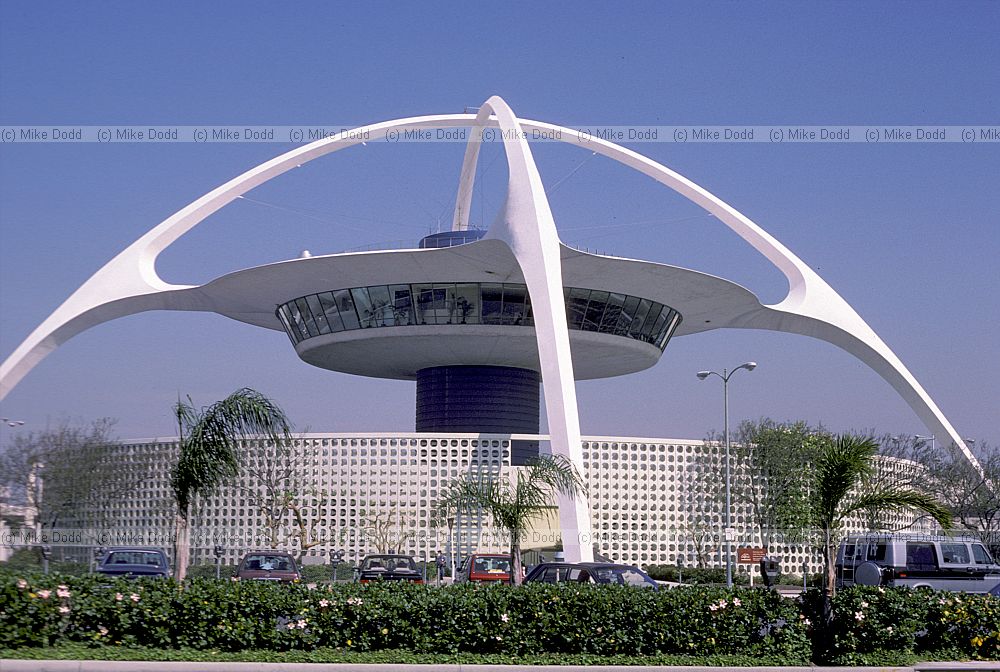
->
[243,554,293,571]
[592,567,655,587]
[363,556,416,571]
[473,557,510,573]
[104,551,163,567]
[973,544,995,565]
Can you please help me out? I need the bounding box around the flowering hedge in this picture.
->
[0,572,997,663]
[803,585,1000,664]
[0,574,807,659]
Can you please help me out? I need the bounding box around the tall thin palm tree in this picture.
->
[812,434,952,601]
[170,388,292,580]
[437,454,586,585]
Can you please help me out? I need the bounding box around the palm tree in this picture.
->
[812,434,952,601]
[437,454,586,585]
[170,388,292,580]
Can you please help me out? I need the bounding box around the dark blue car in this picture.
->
[96,547,170,579]
[524,562,659,589]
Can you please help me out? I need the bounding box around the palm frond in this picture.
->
[437,454,584,541]
[843,489,953,530]
[813,434,878,525]
[171,388,292,518]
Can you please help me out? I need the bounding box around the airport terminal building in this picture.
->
[86,430,927,575]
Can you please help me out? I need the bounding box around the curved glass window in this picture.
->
[277,283,682,351]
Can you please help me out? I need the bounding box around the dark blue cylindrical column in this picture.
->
[415,365,540,434]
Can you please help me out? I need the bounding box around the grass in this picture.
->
[0,643,816,666]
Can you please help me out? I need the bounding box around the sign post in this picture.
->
[737,546,767,587]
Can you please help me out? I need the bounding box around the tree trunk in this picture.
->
[820,527,836,638]
[174,512,189,581]
[823,528,837,599]
[510,536,523,586]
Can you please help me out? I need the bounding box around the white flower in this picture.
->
[732,598,742,607]
[877,587,886,593]
[58,605,70,614]
[319,599,330,608]
[296,619,307,629]
[860,600,868,608]
[115,593,124,601]
[286,622,296,630]
[57,587,71,599]
[500,613,509,623]
[854,611,865,621]
[803,618,811,627]
[37,589,51,599]
[709,604,719,611]
[98,626,108,636]
[130,593,140,603]
[347,596,363,606]
[16,579,28,589]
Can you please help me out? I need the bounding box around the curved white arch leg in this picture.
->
[731,305,981,473]
[508,119,980,473]
[1,113,476,401]
[452,121,482,232]
[470,97,594,562]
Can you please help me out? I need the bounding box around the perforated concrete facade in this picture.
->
[81,432,932,573]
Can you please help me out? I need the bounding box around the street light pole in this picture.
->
[697,361,757,589]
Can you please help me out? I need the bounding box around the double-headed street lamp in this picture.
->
[697,361,757,588]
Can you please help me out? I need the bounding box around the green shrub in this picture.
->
[802,586,1000,664]
[922,591,1000,659]
[1,571,996,663]
[645,565,749,585]
[0,573,807,660]
[185,563,236,579]
[298,563,357,584]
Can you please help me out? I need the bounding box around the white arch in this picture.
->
[0,102,979,477]
[452,118,980,472]
[463,97,594,561]
[0,113,471,399]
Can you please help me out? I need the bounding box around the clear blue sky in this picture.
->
[1,1,997,450]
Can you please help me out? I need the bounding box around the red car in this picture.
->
[235,551,301,583]
[459,553,512,584]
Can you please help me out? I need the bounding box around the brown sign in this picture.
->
[737,546,767,564]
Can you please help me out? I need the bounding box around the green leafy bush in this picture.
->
[0,573,807,659]
[644,564,749,585]
[1,572,996,663]
[923,591,1000,659]
[185,563,236,579]
[802,586,1000,664]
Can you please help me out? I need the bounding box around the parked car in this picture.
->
[356,554,424,583]
[457,553,512,584]
[836,533,1000,593]
[96,547,170,579]
[524,562,659,589]
[235,551,301,583]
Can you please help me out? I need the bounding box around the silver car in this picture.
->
[836,533,1000,593]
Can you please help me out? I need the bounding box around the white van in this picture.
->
[836,533,1000,593]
